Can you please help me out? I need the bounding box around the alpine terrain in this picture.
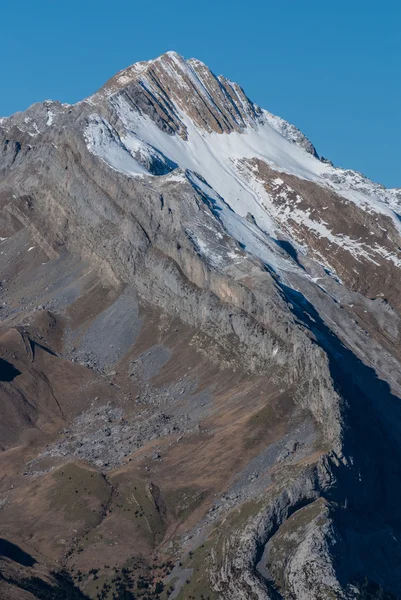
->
[1,51,401,600]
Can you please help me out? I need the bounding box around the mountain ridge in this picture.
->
[0,51,400,600]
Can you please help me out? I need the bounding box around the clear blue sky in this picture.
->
[1,0,400,188]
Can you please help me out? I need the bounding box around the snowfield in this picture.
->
[82,53,401,277]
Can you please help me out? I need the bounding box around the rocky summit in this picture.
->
[0,51,400,600]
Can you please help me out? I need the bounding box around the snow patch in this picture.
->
[83,117,150,177]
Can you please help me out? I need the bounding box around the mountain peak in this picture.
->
[87,52,320,162]
[1,48,401,600]
[160,49,186,62]
[91,51,263,138]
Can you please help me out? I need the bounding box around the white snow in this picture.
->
[163,171,187,183]
[111,93,401,239]
[46,111,55,126]
[117,75,132,85]
[83,65,401,274]
[187,172,300,274]
[83,117,149,176]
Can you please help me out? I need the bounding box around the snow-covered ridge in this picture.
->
[263,110,318,158]
[90,52,398,195]
[84,116,150,176]
[92,88,400,224]
[82,51,401,279]
[84,115,176,177]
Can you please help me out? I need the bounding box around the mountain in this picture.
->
[0,51,400,600]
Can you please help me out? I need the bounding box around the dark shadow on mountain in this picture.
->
[147,147,178,175]
[0,539,36,567]
[278,282,401,596]
[279,283,400,402]
[3,570,91,600]
[186,171,225,214]
[29,339,57,359]
[274,239,305,270]
[0,358,21,382]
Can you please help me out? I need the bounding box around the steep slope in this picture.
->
[0,51,400,600]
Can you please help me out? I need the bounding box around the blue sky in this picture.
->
[1,0,400,187]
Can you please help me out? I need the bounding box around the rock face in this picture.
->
[0,51,400,600]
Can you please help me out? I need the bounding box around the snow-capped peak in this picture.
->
[82,51,401,291]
